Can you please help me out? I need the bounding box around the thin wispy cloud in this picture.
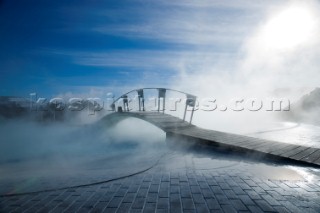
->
[92,1,266,47]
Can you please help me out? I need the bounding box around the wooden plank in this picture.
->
[251,140,278,149]
[280,146,309,158]
[216,137,248,145]
[197,131,242,146]
[244,139,272,149]
[222,136,252,144]
[233,138,261,147]
[289,147,319,160]
[314,157,320,165]
[237,140,266,149]
[255,142,289,154]
[206,134,248,144]
[269,144,300,156]
[300,149,320,163]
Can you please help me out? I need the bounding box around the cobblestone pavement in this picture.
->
[1,148,320,213]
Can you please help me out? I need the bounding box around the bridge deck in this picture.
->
[103,112,320,167]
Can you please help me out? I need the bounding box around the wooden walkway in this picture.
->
[101,112,320,167]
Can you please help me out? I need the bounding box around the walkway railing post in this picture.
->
[184,94,196,124]
[122,95,129,111]
[158,88,166,113]
[183,102,187,121]
[137,89,145,111]
[189,100,196,124]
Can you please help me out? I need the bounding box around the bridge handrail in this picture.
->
[110,87,197,123]
[111,87,195,105]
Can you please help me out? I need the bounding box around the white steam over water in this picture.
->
[165,0,320,133]
[0,118,167,193]
[0,118,165,163]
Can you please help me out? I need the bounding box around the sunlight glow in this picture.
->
[261,7,316,50]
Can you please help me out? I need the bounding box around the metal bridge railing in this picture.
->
[110,88,197,124]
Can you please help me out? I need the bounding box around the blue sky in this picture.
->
[1,0,319,98]
[0,0,251,97]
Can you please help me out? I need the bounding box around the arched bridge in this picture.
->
[99,88,197,131]
[99,88,320,167]
[109,88,197,124]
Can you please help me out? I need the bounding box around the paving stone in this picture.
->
[261,194,281,206]
[238,182,251,190]
[279,200,304,212]
[223,189,237,199]
[255,200,275,212]
[170,194,182,213]
[195,203,210,213]
[243,179,258,187]
[192,193,205,204]
[180,189,192,198]
[296,182,319,192]
[238,195,255,206]
[159,189,169,198]
[103,207,117,213]
[123,192,136,203]
[180,176,188,182]
[170,185,180,194]
[190,186,201,194]
[220,204,237,213]
[170,179,179,185]
[206,179,218,186]
[188,178,198,186]
[232,186,246,195]
[132,198,145,209]
[141,182,151,189]
[116,202,131,213]
[144,202,156,213]
[210,186,224,194]
[215,194,229,205]
[273,206,292,213]
[91,201,109,212]
[300,207,319,213]
[157,197,169,209]
[162,174,170,182]
[205,198,220,210]
[128,185,140,193]
[247,205,264,213]
[181,198,195,210]
[198,181,209,189]
[252,186,267,195]
[137,188,148,198]
[156,208,169,213]
[201,188,214,198]
[267,190,286,201]
[230,199,247,211]
[108,197,123,208]
[149,184,160,193]
[146,192,158,203]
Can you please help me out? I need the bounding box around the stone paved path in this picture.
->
[1,149,320,213]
